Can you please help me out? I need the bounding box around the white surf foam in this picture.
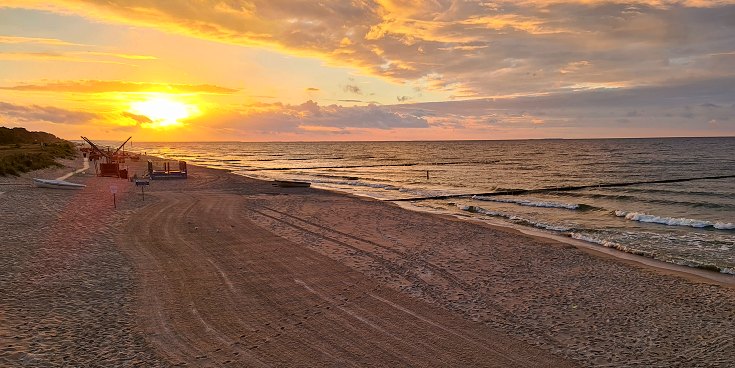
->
[614,210,735,230]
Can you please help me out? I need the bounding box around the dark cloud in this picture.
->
[0,101,98,125]
[383,76,735,134]
[342,84,362,95]
[305,87,320,91]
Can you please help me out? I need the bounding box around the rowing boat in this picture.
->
[33,178,86,190]
[273,180,311,188]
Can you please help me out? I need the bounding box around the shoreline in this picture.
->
[236,172,735,366]
[130,154,732,286]
[394,201,735,287]
[231,171,735,287]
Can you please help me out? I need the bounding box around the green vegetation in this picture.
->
[0,127,76,176]
[0,127,63,145]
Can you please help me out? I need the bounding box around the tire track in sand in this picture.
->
[119,191,576,367]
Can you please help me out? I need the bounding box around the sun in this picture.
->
[129,96,197,128]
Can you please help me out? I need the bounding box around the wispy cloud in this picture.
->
[73,51,157,60]
[0,52,134,65]
[0,35,85,46]
[0,80,239,94]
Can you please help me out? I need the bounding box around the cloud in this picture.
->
[0,80,239,94]
[0,52,134,65]
[4,0,727,102]
[3,0,734,138]
[121,111,153,125]
[76,51,156,60]
[0,35,84,46]
[342,84,362,95]
[390,76,735,134]
[188,100,429,135]
[0,101,98,125]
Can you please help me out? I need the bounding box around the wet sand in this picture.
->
[2,156,734,367]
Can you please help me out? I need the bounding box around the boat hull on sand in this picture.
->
[33,178,86,190]
[273,180,311,188]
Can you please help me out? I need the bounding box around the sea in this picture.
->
[129,137,735,274]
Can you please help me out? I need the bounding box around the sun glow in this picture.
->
[129,96,197,128]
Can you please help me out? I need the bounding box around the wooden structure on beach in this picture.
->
[148,160,188,180]
[81,136,131,178]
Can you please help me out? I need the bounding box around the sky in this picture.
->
[0,1,734,141]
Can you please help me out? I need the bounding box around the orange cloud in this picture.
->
[0,80,239,94]
[0,35,85,46]
[0,52,133,65]
[75,51,157,60]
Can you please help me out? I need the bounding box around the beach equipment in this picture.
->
[148,160,188,179]
[80,136,132,178]
[273,180,311,188]
[135,179,150,200]
[33,178,86,190]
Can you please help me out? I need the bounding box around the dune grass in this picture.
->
[0,142,76,176]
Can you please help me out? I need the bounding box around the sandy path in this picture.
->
[120,191,575,367]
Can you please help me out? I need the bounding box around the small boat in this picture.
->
[33,178,86,190]
[273,180,311,188]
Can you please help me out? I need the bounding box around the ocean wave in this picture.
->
[472,195,580,210]
[669,259,727,273]
[570,233,655,258]
[458,205,572,232]
[571,233,735,274]
[614,211,735,230]
[620,186,735,198]
[310,178,400,191]
[310,177,465,198]
[399,188,461,198]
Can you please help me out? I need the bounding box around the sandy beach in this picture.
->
[2,155,734,367]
